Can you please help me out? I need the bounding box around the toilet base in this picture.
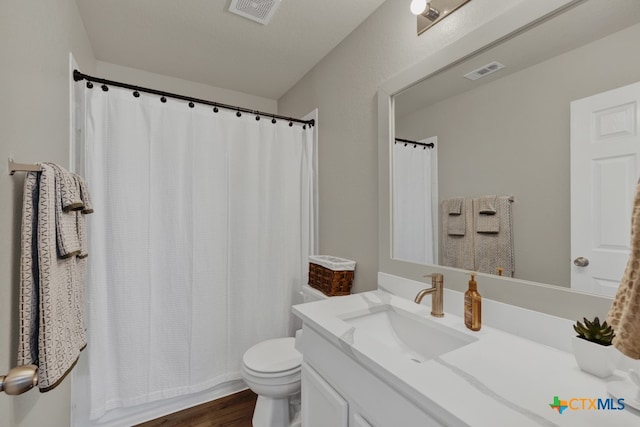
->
[252,395,297,427]
[251,390,301,427]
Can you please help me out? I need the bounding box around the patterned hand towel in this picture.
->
[476,195,500,233]
[441,199,474,270]
[73,174,93,258]
[75,174,94,214]
[607,183,640,359]
[17,164,89,390]
[48,163,84,212]
[17,172,40,366]
[473,196,514,276]
[46,163,82,258]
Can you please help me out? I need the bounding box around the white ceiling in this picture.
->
[76,0,387,100]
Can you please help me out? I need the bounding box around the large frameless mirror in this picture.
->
[391,0,640,297]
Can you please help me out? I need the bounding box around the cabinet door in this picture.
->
[302,363,348,427]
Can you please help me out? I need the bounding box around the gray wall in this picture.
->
[396,22,640,287]
[96,61,277,114]
[0,1,95,425]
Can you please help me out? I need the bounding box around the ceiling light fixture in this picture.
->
[410,0,427,15]
[423,5,441,21]
[411,0,472,35]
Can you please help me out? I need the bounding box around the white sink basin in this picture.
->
[341,305,477,362]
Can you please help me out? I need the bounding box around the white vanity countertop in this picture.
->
[293,289,640,426]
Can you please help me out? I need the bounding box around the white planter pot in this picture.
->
[571,336,620,378]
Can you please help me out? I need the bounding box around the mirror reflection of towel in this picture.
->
[478,195,497,214]
[441,199,474,270]
[445,198,466,236]
[447,197,463,215]
[476,196,500,233]
[474,196,514,277]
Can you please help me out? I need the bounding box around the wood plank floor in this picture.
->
[135,389,257,427]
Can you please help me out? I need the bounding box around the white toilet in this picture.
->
[241,285,329,427]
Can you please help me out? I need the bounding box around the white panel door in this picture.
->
[570,81,640,296]
[301,363,348,427]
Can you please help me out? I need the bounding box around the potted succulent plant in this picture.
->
[572,317,620,378]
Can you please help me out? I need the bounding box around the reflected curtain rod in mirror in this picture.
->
[394,138,434,149]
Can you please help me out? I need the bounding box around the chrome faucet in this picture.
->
[414,273,444,317]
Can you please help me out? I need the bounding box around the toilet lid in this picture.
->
[243,337,302,374]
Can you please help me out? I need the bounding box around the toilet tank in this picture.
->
[301,284,329,303]
[295,285,330,340]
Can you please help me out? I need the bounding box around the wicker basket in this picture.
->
[308,255,356,296]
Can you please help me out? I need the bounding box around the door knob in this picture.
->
[573,257,589,267]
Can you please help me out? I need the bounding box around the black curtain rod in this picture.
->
[394,137,434,148]
[73,70,315,128]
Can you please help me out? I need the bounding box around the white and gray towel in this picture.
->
[73,174,92,258]
[17,163,93,390]
[46,163,83,259]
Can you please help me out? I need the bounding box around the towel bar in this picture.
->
[8,158,41,175]
[0,365,38,395]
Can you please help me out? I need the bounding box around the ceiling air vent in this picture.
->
[463,61,506,81]
[228,0,282,25]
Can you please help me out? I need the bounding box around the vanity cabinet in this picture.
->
[295,289,640,426]
[298,325,447,427]
[301,362,374,427]
[301,362,348,427]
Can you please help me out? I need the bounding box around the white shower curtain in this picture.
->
[81,85,315,420]
[392,142,436,264]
